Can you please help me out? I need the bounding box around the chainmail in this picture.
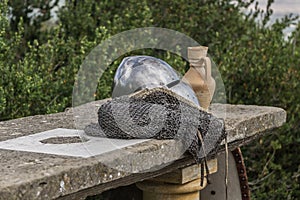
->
[84,88,226,164]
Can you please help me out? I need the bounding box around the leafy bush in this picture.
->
[0,0,109,119]
[0,0,299,199]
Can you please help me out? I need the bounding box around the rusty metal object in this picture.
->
[232,148,251,200]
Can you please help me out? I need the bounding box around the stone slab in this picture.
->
[0,102,286,200]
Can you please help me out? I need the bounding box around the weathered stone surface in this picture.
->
[0,102,286,200]
[210,104,286,145]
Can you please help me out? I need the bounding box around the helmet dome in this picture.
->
[112,55,199,106]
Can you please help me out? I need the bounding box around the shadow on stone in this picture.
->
[40,136,89,144]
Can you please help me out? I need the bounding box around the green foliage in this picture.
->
[0,0,109,119]
[7,0,60,56]
[0,0,299,199]
[58,0,153,37]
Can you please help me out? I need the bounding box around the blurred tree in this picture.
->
[7,0,59,60]
[8,0,59,40]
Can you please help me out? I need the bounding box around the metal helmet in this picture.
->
[112,55,200,106]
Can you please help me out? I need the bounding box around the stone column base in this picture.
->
[136,177,207,200]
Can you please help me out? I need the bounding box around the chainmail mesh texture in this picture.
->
[84,88,226,163]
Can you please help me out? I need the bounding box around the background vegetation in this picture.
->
[0,0,299,199]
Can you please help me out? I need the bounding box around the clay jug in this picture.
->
[183,46,216,110]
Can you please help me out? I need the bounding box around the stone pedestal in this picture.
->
[137,178,207,200]
[136,159,217,200]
